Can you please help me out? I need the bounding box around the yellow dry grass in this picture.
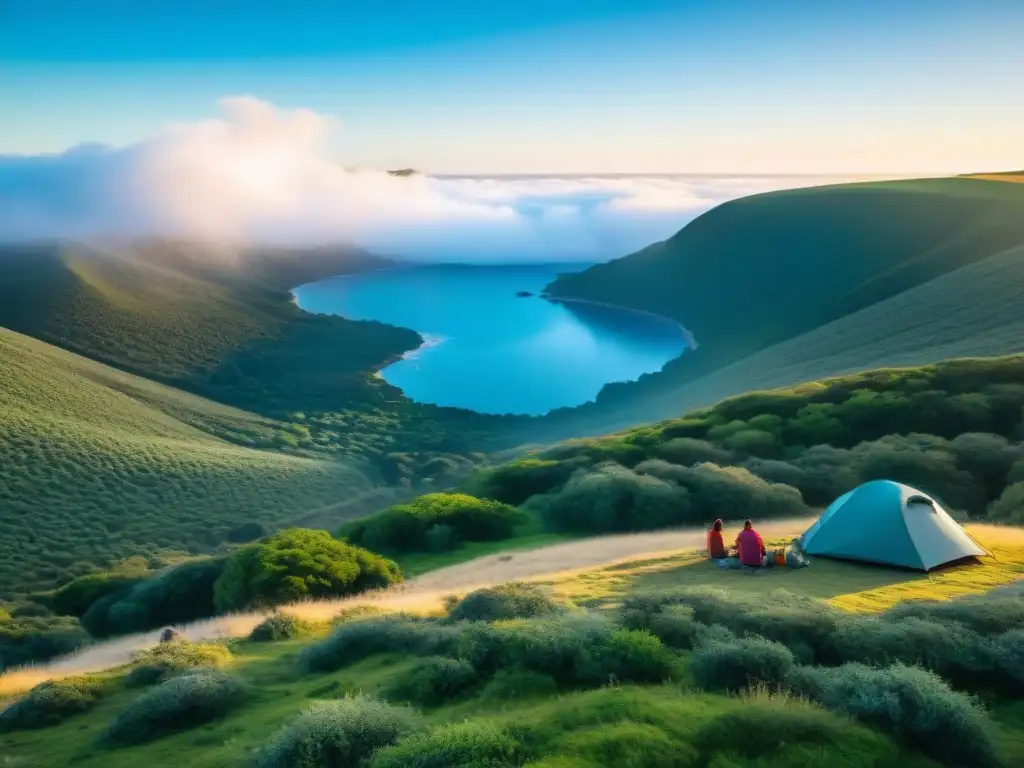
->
[541,523,1024,613]
[966,174,1024,184]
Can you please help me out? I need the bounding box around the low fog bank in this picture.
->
[0,97,862,263]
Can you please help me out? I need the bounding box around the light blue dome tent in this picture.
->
[800,480,988,571]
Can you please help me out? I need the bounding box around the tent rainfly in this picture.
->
[800,480,987,571]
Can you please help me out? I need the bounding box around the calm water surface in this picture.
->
[293,264,687,415]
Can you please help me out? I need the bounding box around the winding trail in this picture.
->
[0,518,813,696]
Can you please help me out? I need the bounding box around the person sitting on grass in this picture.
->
[735,519,767,567]
[707,519,728,560]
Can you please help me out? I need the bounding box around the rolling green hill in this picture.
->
[545,177,1024,426]
[0,327,399,600]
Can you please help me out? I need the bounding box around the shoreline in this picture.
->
[541,292,698,351]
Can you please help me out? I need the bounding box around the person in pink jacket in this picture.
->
[735,519,767,567]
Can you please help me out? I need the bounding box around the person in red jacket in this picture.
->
[735,519,766,567]
[706,519,728,560]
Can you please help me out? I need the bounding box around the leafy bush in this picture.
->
[0,676,104,732]
[51,568,149,618]
[884,590,1024,635]
[447,583,566,623]
[478,668,558,703]
[457,614,671,688]
[988,482,1024,524]
[991,628,1024,689]
[644,605,703,650]
[254,696,419,768]
[385,657,479,706]
[81,558,226,637]
[300,617,459,673]
[213,528,401,612]
[475,459,574,505]
[250,611,311,642]
[530,462,689,534]
[787,663,1002,768]
[689,637,796,693]
[125,641,233,687]
[0,615,91,672]
[103,670,249,746]
[369,721,525,768]
[345,494,525,554]
[636,461,807,522]
[655,437,732,467]
[832,616,1001,692]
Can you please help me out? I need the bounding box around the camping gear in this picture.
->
[800,480,987,571]
[773,548,786,566]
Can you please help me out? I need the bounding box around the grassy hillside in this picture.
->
[2,550,1022,768]
[544,178,1024,423]
[0,327,393,601]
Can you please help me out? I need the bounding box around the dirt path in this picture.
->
[0,517,813,695]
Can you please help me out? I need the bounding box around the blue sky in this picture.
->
[2,0,1022,173]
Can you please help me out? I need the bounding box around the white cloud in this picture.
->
[0,97,856,262]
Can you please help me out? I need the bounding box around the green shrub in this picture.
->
[991,628,1024,688]
[102,670,249,746]
[369,721,525,768]
[0,676,104,732]
[386,657,479,706]
[347,494,524,554]
[51,569,148,618]
[457,614,671,688]
[125,641,232,687]
[81,558,226,637]
[250,611,311,642]
[478,668,558,703]
[530,462,689,534]
[254,696,419,768]
[884,591,1024,635]
[833,616,1001,692]
[644,605,702,650]
[447,583,566,623]
[689,637,796,693]
[476,459,574,505]
[655,437,732,467]
[0,615,91,672]
[988,483,1024,524]
[213,528,402,612]
[787,663,1002,768]
[300,617,459,673]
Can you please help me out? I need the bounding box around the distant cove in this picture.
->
[293,264,689,415]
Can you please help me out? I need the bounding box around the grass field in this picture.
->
[0,327,392,600]
[1,526,1021,768]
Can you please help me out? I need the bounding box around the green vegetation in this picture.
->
[0,676,106,732]
[343,493,526,555]
[125,641,233,687]
[0,614,91,671]
[453,357,1024,552]
[212,528,402,612]
[544,177,1024,428]
[3,572,1024,768]
[102,670,249,746]
[250,612,314,642]
[0,327,386,603]
[445,582,566,623]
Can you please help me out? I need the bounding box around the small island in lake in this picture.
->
[516,290,533,297]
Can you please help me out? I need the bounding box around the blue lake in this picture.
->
[293,264,688,416]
